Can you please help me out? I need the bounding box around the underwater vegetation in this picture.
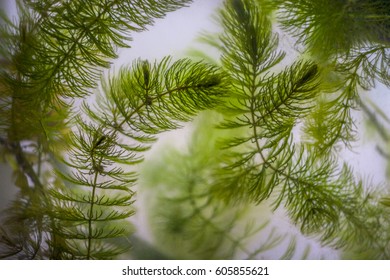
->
[1,0,390,259]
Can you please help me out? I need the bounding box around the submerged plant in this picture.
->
[1,0,390,259]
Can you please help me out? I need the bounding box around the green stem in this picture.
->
[86,157,102,260]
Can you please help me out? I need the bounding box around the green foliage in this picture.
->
[1,0,390,260]
[141,112,308,259]
[86,57,228,136]
[277,0,390,59]
[191,0,390,257]
[273,0,390,153]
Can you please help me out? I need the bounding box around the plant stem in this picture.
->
[86,160,100,260]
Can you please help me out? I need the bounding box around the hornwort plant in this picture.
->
[1,0,390,259]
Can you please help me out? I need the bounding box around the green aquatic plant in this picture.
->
[1,0,390,259]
